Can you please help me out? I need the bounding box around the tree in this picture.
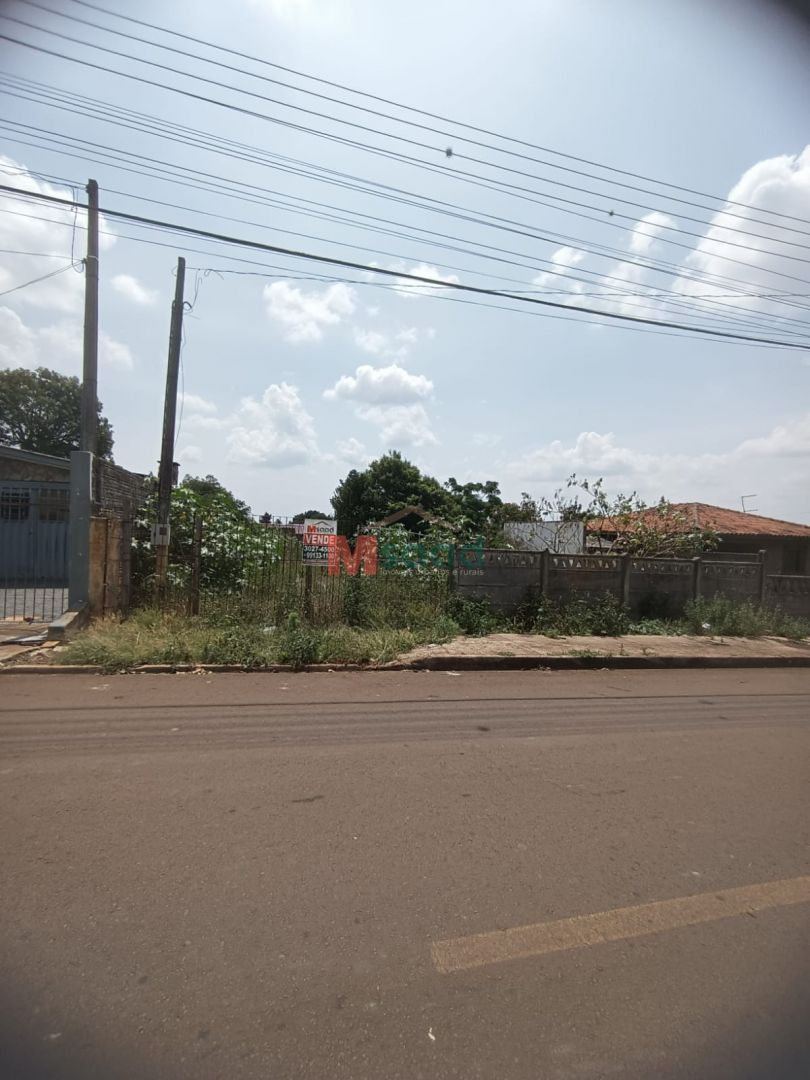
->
[500,492,540,524]
[331,452,507,540]
[443,477,503,540]
[534,475,720,557]
[0,366,114,459]
[182,474,251,520]
[331,451,450,537]
[132,473,281,594]
[292,509,330,524]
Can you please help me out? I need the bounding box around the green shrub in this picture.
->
[275,612,319,670]
[529,592,630,636]
[446,594,505,635]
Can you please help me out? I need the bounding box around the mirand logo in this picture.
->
[327,534,485,577]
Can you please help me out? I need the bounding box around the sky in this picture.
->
[1,0,809,521]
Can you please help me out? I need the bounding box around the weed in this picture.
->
[682,597,809,640]
[275,612,320,670]
[447,595,505,636]
[628,618,681,635]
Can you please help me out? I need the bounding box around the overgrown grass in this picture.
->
[59,607,461,672]
[682,596,810,641]
[449,591,809,641]
[59,591,809,671]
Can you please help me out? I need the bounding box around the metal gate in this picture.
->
[0,483,69,622]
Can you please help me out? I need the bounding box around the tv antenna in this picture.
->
[741,494,758,513]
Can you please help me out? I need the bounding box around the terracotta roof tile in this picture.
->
[595,502,810,538]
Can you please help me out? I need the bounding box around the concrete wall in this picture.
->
[715,536,809,575]
[765,575,810,618]
[453,549,810,619]
[454,550,542,611]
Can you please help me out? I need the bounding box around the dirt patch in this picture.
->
[400,633,810,663]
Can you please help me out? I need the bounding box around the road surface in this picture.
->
[1,668,808,1079]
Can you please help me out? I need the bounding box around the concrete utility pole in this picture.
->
[80,178,99,454]
[154,256,186,602]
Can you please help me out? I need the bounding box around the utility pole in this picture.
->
[80,178,99,454]
[154,256,186,602]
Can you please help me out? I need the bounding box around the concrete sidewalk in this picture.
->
[400,632,810,669]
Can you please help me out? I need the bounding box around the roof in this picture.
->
[376,505,439,526]
[595,502,810,539]
[0,444,70,469]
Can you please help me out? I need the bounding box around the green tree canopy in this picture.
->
[181,474,251,520]
[331,451,504,540]
[0,366,114,459]
[331,451,448,536]
[291,509,331,524]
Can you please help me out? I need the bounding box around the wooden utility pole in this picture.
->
[154,256,186,601]
[80,178,99,453]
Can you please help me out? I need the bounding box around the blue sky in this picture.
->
[1,0,809,520]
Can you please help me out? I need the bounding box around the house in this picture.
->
[591,501,810,575]
[372,505,451,534]
[504,520,584,554]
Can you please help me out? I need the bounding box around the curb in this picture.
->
[0,662,409,675]
[2,655,810,675]
[408,654,810,671]
[47,606,88,642]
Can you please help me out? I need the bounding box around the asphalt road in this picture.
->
[1,668,808,1080]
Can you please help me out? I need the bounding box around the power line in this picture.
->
[1,181,807,350]
[42,0,810,231]
[0,260,77,296]
[4,104,810,327]
[0,246,73,257]
[6,123,810,341]
[5,69,809,321]
[13,1,810,255]
[1,196,799,349]
[6,14,810,274]
[4,119,809,339]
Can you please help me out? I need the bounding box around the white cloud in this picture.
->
[0,307,133,371]
[248,0,323,23]
[0,156,116,315]
[735,414,810,458]
[671,146,810,318]
[111,274,158,306]
[263,280,356,343]
[356,403,438,447]
[99,332,134,371]
[183,413,228,430]
[352,325,430,359]
[335,436,369,466]
[472,432,503,448]
[226,382,319,466]
[550,246,586,271]
[628,212,677,255]
[180,392,217,415]
[353,328,398,358]
[324,362,433,404]
[506,413,810,517]
[393,263,459,298]
[531,147,810,328]
[532,245,588,298]
[177,444,203,464]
